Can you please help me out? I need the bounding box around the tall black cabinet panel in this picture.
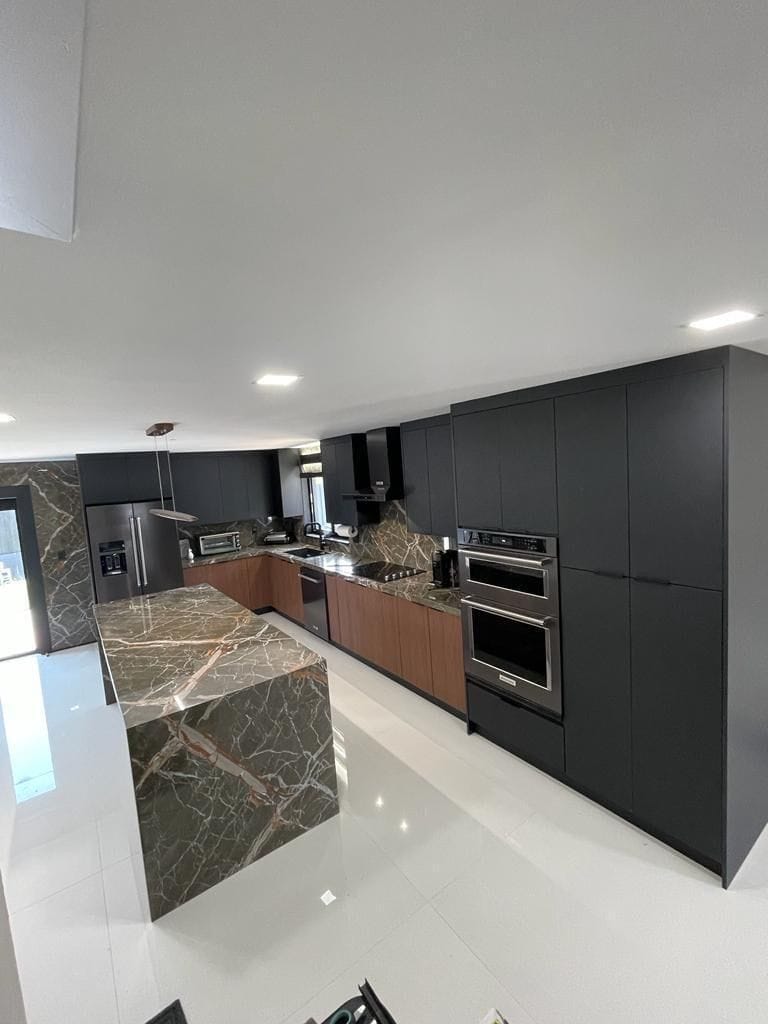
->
[556,387,629,575]
[401,427,432,534]
[631,581,723,865]
[276,449,304,518]
[171,454,223,524]
[320,440,341,523]
[245,453,278,520]
[499,400,557,535]
[628,369,724,590]
[219,454,252,520]
[427,422,456,538]
[562,569,632,812]
[452,408,503,530]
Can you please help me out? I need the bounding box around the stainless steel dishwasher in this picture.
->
[298,568,329,640]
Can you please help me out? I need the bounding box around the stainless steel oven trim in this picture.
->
[458,547,559,614]
[460,549,552,569]
[461,595,562,712]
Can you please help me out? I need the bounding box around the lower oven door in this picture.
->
[461,597,562,717]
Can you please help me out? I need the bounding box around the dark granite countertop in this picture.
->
[94,584,325,729]
[184,545,462,616]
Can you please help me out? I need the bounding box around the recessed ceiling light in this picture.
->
[688,309,756,332]
[0,412,16,424]
[256,374,301,387]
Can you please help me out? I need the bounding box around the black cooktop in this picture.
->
[351,561,425,583]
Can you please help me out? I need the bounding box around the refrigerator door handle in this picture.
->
[128,517,143,589]
[135,516,149,588]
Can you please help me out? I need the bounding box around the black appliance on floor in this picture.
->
[306,979,398,1024]
[459,529,561,718]
[86,501,183,603]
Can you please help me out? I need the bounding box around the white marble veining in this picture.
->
[2,624,768,1024]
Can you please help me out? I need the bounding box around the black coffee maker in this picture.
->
[431,548,459,588]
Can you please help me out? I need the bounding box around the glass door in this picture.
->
[0,499,36,660]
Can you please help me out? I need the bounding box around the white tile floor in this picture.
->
[2,617,768,1024]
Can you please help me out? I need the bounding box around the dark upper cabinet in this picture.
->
[499,399,557,535]
[452,408,503,530]
[78,452,171,506]
[562,568,632,812]
[276,449,304,518]
[556,386,629,575]
[320,434,379,528]
[401,427,431,534]
[631,581,723,864]
[171,454,223,524]
[219,454,252,521]
[628,369,724,590]
[401,415,456,538]
[427,422,456,538]
[245,452,278,520]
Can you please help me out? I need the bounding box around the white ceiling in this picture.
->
[2,0,768,460]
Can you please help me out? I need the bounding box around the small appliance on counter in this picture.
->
[179,538,194,563]
[197,530,240,556]
[263,516,296,545]
[431,548,459,588]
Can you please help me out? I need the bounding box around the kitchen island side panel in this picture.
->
[724,346,768,885]
[127,660,338,920]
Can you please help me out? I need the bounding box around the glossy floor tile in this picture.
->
[2,623,768,1024]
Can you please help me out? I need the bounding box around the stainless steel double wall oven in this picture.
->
[459,529,562,717]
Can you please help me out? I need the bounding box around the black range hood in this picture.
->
[343,426,404,503]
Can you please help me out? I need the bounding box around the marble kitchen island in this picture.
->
[94,583,339,920]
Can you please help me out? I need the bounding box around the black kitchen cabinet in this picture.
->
[276,449,304,518]
[631,580,723,865]
[219,454,251,520]
[452,408,503,530]
[628,369,724,590]
[245,452,278,520]
[400,415,456,537]
[467,680,565,776]
[556,386,629,575]
[562,568,632,812]
[78,452,171,506]
[320,434,379,528]
[171,454,223,524]
[499,399,557,534]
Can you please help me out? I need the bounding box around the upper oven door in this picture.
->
[458,547,558,615]
[461,597,562,717]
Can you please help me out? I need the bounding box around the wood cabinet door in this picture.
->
[631,580,723,864]
[561,568,632,812]
[183,564,210,588]
[556,386,629,576]
[183,560,250,608]
[427,610,466,713]
[326,574,342,643]
[272,558,303,621]
[362,588,401,677]
[452,408,503,530]
[401,427,432,534]
[247,557,272,610]
[628,368,724,590]
[396,599,433,694]
[499,399,558,535]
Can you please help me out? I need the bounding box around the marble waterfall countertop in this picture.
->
[185,544,462,616]
[94,583,326,729]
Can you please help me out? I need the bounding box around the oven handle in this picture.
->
[459,549,552,569]
[460,597,554,628]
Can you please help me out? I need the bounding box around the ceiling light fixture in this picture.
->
[145,422,199,523]
[0,412,16,423]
[256,374,301,387]
[689,309,756,332]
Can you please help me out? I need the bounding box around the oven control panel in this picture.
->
[459,529,556,555]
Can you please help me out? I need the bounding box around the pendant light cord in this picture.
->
[165,436,178,515]
[154,436,167,511]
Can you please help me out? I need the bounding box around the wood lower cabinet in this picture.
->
[183,559,252,609]
[326,574,342,643]
[270,556,303,621]
[427,609,466,713]
[247,557,272,611]
[396,600,433,695]
[336,579,402,678]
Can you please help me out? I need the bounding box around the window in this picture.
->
[308,476,332,534]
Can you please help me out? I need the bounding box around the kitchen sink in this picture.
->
[284,547,326,559]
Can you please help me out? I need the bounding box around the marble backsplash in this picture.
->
[0,461,96,650]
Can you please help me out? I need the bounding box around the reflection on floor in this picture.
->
[1,618,768,1024]
[0,579,35,661]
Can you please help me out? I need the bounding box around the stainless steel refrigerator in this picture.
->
[87,501,183,603]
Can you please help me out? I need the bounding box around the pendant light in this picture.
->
[145,422,199,523]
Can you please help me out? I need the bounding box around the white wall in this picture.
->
[0,871,26,1024]
[0,0,86,241]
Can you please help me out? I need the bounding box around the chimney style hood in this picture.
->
[343,426,404,503]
